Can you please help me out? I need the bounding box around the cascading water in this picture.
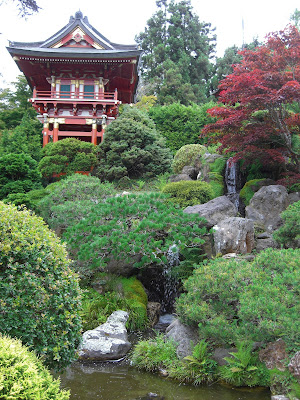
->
[225,158,242,212]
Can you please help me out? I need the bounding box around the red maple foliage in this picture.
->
[202,25,300,174]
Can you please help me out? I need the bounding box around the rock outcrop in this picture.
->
[184,196,238,227]
[78,310,131,361]
[245,185,289,232]
[165,318,198,359]
[213,217,255,255]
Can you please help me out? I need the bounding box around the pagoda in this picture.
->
[7,11,142,146]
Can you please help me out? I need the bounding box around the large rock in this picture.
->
[213,217,255,255]
[288,351,300,382]
[147,302,161,327]
[259,339,288,371]
[165,319,198,359]
[245,185,289,232]
[184,196,238,227]
[212,347,237,366]
[78,310,131,361]
[169,173,192,182]
[181,165,198,180]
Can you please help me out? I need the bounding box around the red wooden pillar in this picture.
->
[43,121,49,146]
[53,120,59,142]
[91,120,97,145]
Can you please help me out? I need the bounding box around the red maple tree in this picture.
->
[202,25,300,177]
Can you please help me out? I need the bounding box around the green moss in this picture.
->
[0,334,70,399]
[162,180,214,208]
[208,157,226,175]
[239,179,267,205]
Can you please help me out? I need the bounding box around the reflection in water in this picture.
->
[58,362,270,400]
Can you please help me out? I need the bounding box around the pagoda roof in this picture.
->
[7,10,141,56]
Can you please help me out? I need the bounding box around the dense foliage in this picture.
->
[136,0,216,104]
[149,102,216,151]
[38,138,97,178]
[0,335,69,400]
[202,25,300,177]
[172,144,207,173]
[176,248,300,351]
[0,153,42,200]
[273,200,300,248]
[162,180,214,208]
[37,174,116,233]
[64,192,208,278]
[94,107,172,181]
[0,202,82,370]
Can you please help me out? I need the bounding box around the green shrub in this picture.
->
[0,153,42,199]
[172,144,207,174]
[239,179,269,205]
[0,335,69,399]
[4,188,51,212]
[0,202,82,370]
[38,138,97,178]
[131,334,178,372]
[168,340,217,385]
[37,174,116,232]
[218,342,269,387]
[63,192,208,279]
[176,248,300,351]
[162,180,214,208]
[270,368,300,398]
[149,102,217,152]
[94,107,172,181]
[273,201,300,249]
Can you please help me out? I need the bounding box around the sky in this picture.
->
[0,0,298,87]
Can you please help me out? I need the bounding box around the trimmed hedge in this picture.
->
[162,180,214,208]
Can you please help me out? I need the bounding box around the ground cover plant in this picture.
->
[162,180,214,208]
[273,200,300,248]
[0,335,70,399]
[0,202,82,370]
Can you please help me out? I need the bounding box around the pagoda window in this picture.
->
[83,84,94,99]
[60,84,71,98]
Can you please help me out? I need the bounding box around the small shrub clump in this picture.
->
[273,200,300,249]
[239,179,270,205]
[162,180,214,208]
[0,335,70,399]
[172,144,207,174]
[0,202,82,370]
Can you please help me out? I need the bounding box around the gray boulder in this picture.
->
[169,173,192,182]
[184,196,238,227]
[213,217,255,255]
[78,310,131,361]
[288,191,300,205]
[259,339,287,371]
[245,185,289,232]
[181,165,198,180]
[288,351,300,383]
[165,319,198,359]
[212,347,237,366]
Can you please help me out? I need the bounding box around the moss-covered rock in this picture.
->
[240,179,275,205]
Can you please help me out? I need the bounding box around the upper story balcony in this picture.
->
[31,87,120,105]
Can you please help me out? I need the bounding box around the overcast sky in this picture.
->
[0,0,298,87]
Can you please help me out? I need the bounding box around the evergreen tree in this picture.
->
[136,0,216,104]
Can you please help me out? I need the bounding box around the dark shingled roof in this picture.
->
[8,10,140,53]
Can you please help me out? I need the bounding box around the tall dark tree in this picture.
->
[136,0,216,104]
[1,0,40,17]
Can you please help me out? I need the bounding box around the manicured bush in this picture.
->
[0,202,82,370]
[0,153,42,199]
[162,180,214,208]
[176,248,300,351]
[63,192,208,279]
[172,144,207,174]
[93,107,172,181]
[4,188,51,212]
[273,200,300,248]
[38,138,97,177]
[37,174,116,233]
[0,335,70,399]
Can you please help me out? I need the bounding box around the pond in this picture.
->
[58,362,271,400]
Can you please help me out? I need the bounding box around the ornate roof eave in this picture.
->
[7,46,142,60]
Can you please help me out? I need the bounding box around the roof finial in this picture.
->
[75,10,83,20]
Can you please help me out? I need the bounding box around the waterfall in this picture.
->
[225,158,242,211]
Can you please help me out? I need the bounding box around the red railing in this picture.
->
[32,88,118,101]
